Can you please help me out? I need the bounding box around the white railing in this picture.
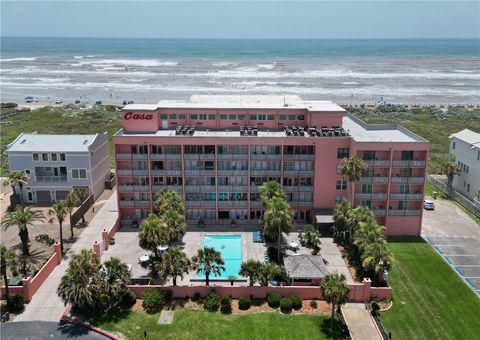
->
[284,154,315,161]
[391,176,424,184]
[250,170,281,176]
[284,170,314,177]
[132,169,149,176]
[218,201,248,207]
[185,201,216,207]
[250,154,281,160]
[363,160,390,167]
[289,201,313,208]
[392,160,426,167]
[373,209,386,217]
[359,176,388,183]
[185,185,216,192]
[118,185,134,192]
[35,175,67,182]
[119,200,135,207]
[355,193,387,200]
[217,170,248,176]
[217,154,248,160]
[217,185,248,192]
[184,154,215,160]
[134,200,151,207]
[390,193,423,200]
[152,185,182,192]
[389,210,421,216]
[284,186,314,192]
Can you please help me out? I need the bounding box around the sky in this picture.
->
[1,1,479,39]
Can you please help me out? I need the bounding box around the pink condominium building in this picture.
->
[113,95,429,235]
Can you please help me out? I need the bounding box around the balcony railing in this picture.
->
[389,209,421,216]
[185,201,216,207]
[250,154,281,160]
[119,200,135,207]
[250,185,259,193]
[363,160,390,168]
[355,193,387,200]
[132,169,149,176]
[218,170,248,176]
[185,185,216,192]
[217,185,248,192]
[392,160,426,167]
[218,200,248,207]
[150,153,182,160]
[391,176,424,184]
[373,209,386,217]
[116,153,148,160]
[250,201,263,208]
[284,185,313,192]
[134,200,151,207]
[217,154,248,160]
[284,154,315,161]
[184,154,215,160]
[35,175,68,182]
[118,185,134,192]
[152,185,183,192]
[359,176,388,183]
[289,201,313,208]
[284,170,314,177]
[151,169,182,176]
[117,169,132,176]
[390,193,423,200]
[250,170,281,176]
[184,170,215,176]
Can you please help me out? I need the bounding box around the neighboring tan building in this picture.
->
[449,129,480,201]
[113,95,430,235]
[7,132,110,205]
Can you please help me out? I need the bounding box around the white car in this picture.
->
[55,99,63,104]
[423,199,435,210]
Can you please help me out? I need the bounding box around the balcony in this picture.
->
[185,200,216,207]
[391,176,424,184]
[132,169,149,176]
[389,209,421,216]
[355,193,387,200]
[284,185,313,192]
[35,175,68,182]
[218,200,248,207]
[184,170,215,176]
[359,176,388,183]
[392,160,426,167]
[363,160,390,168]
[250,170,281,176]
[373,209,386,217]
[151,169,182,176]
[134,200,151,207]
[289,201,313,208]
[250,201,263,208]
[150,153,182,160]
[284,170,314,177]
[217,154,248,160]
[117,169,132,176]
[217,185,248,192]
[116,153,148,160]
[284,154,315,161]
[152,185,182,193]
[185,185,216,192]
[133,185,149,192]
[251,154,281,160]
[250,185,259,193]
[118,185,134,192]
[218,170,248,176]
[390,193,423,200]
[119,200,135,207]
[184,154,215,160]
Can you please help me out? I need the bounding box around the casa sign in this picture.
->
[124,112,154,120]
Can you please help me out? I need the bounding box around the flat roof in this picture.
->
[123,95,346,112]
[343,114,427,143]
[7,133,98,152]
[449,129,480,148]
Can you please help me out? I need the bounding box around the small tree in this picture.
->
[239,259,262,286]
[4,171,29,204]
[48,200,69,253]
[320,272,350,332]
[64,195,76,239]
[155,188,184,216]
[72,187,89,224]
[263,197,294,261]
[139,214,167,261]
[341,156,367,203]
[333,200,352,246]
[99,257,131,308]
[157,247,191,286]
[160,210,186,246]
[442,162,461,195]
[259,180,286,207]
[192,247,225,286]
[0,244,18,302]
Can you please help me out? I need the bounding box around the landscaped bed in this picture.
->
[380,237,480,340]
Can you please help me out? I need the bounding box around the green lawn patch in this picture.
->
[381,237,480,340]
[88,309,342,340]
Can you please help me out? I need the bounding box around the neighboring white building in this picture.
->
[449,129,480,201]
[7,132,110,205]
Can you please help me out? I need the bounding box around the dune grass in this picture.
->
[380,237,480,340]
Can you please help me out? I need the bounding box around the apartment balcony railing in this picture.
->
[284,185,314,192]
[289,201,313,208]
[389,209,421,216]
[355,193,388,200]
[117,169,132,176]
[284,154,315,161]
[359,176,389,183]
[184,154,215,160]
[250,154,281,160]
[217,185,248,192]
[35,175,68,182]
[217,154,248,160]
[116,153,148,160]
[185,200,216,207]
[250,170,281,176]
[119,200,135,207]
[250,185,259,193]
[391,176,425,184]
[392,160,426,167]
[284,170,314,177]
[390,193,423,200]
[133,185,149,192]
[218,200,248,207]
[134,200,151,207]
[363,160,390,168]
[150,153,182,160]
[151,169,182,176]
[185,170,216,176]
[218,170,248,176]
[250,201,263,208]
[185,185,216,192]
[118,185,134,192]
[132,169,149,176]
[152,185,183,193]
[373,209,386,217]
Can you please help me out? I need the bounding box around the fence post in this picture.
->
[102,230,109,250]
[93,241,101,258]
[53,242,62,264]
[21,277,32,302]
[362,278,372,303]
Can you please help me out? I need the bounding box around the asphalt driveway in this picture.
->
[1,321,107,339]
[422,198,480,296]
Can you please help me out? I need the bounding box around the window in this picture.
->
[42,153,48,161]
[363,151,376,160]
[238,115,245,121]
[258,114,266,121]
[169,114,176,119]
[250,114,257,120]
[279,115,286,121]
[179,114,186,120]
[33,153,39,161]
[229,115,237,120]
[336,195,346,202]
[190,114,198,120]
[220,114,227,120]
[452,142,456,149]
[398,200,408,210]
[72,169,87,179]
[199,114,207,120]
[361,184,372,193]
[160,114,168,120]
[337,148,349,159]
[336,180,347,190]
[467,184,470,192]
[25,169,31,175]
[464,181,466,188]
[27,192,33,202]
[466,166,469,173]
[288,115,296,120]
[478,151,480,160]
[401,151,414,161]
[267,115,275,120]
[60,153,66,161]
[298,115,305,120]
[51,153,58,161]
[208,114,216,120]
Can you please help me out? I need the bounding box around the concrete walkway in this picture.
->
[342,303,382,340]
[14,193,118,322]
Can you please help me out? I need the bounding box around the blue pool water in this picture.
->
[198,235,242,280]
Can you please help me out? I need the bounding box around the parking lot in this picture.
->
[422,198,480,296]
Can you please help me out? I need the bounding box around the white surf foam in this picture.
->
[1,57,38,62]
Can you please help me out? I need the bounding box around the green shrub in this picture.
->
[290,294,302,309]
[371,302,380,316]
[203,291,221,312]
[163,289,173,303]
[220,296,232,314]
[280,297,292,314]
[99,293,110,309]
[310,300,318,309]
[142,289,165,313]
[7,294,25,313]
[119,290,137,309]
[192,292,202,302]
[238,296,251,310]
[267,292,282,308]
[35,234,56,246]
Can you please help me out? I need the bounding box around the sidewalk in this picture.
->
[342,303,383,340]
[13,193,118,322]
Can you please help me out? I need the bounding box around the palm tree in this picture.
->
[353,220,387,253]
[341,156,367,203]
[138,214,167,261]
[72,187,89,224]
[4,171,29,204]
[70,249,101,276]
[262,197,294,260]
[64,195,76,239]
[99,257,130,307]
[157,247,191,286]
[259,180,286,206]
[0,244,17,302]
[239,259,262,286]
[442,162,461,195]
[18,255,33,277]
[320,272,351,332]
[48,200,69,253]
[361,242,393,282]
[161,210,186,246]
[347,206,375,246]
[192,247,225,286]
[333,200,352,245]
[155,188,184,216]
[2,206,45,256]
[258,262,285,287]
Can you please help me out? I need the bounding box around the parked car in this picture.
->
[55,99,63,104]
[127,100,134,104]
[25,96,34,103]
[423,199,435,210]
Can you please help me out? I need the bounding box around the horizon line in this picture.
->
[2,36,479,40]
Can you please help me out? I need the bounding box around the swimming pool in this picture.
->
[198,235,242,280]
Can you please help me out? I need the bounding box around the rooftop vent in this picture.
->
[83,140,88,145]
[20,139,27,144]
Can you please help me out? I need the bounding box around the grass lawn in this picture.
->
[89,309,342,340]
[381,237,480,340]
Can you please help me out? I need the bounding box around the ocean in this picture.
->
[1,37,479,105]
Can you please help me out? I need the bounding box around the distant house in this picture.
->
[449,129,480,201]
[7,132,110,206]
[284,254,328,286]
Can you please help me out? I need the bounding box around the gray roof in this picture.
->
[284,255,329,279]
[449,129,480,148]
[7,132,98,152]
